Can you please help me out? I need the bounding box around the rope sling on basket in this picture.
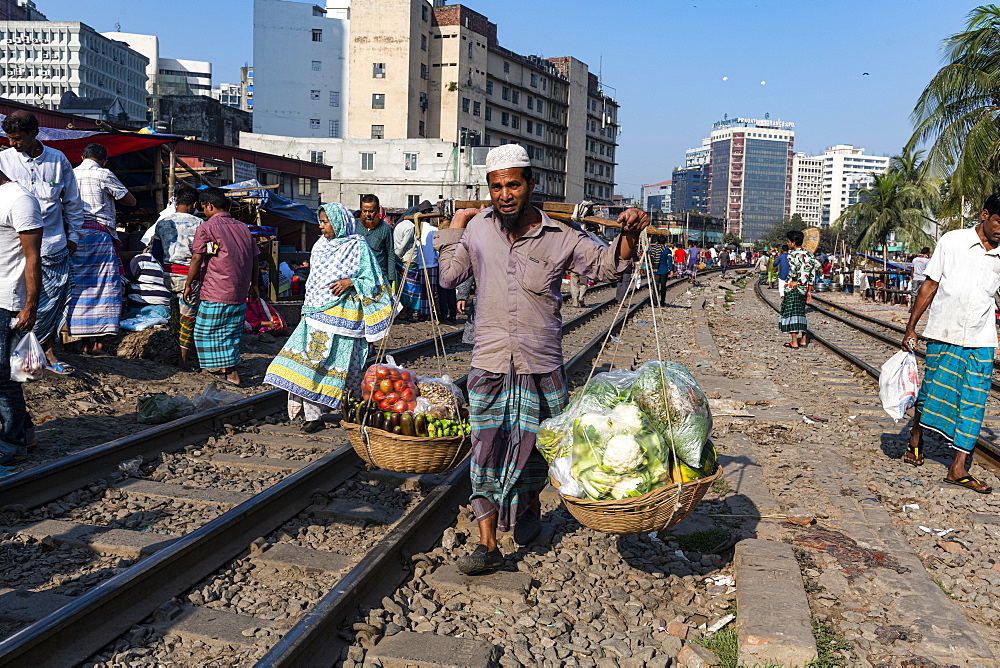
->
[341,212,472,474]
[539,230,722,535]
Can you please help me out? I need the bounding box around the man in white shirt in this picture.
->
[0,110,84,375]
[394,200,435,321]
[910,247,931,298]
[0,168,44,465]
[902,196,1000,493]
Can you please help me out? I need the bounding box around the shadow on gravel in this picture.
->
[878,429,953,468]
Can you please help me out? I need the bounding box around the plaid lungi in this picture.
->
[468,364,568,532]
[66,225,123,337]
[779,289,808,333]
[34,247,73,345]
[396,261,438,317]
[916,341,993,453]
[193,300,246,370]
[165,273,199,350]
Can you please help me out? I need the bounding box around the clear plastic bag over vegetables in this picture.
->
[537,361,716,501]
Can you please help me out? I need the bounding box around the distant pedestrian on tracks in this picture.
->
[718,247,730,279]
[184,188,259,387]
[901,197,1000,493]
[655,240,672,300]
[686,241,701,283]
[910,246,931,300]
[776,245,790,297]
[435,144,648,575]
[778,230,817,349]
[265,203,395,434]
[754,251,769,283]
[673,244,687,276]
[355,194,396,290]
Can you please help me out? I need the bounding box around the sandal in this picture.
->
[783,343,799,349]
[902,444,924,467]
[943,475,992,494]
[45,361,75,375]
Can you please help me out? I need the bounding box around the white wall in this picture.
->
[253,0,349,139]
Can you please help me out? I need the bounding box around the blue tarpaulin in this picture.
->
[222,179,318,226]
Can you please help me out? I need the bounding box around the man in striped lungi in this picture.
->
[902,195,1000,494]
[435,144,649,574]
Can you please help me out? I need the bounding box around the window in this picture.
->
[311,60,322,71]
[473,101,481,116]
[329,90,340,107]
[421,63,428,80]
[371,124,384,139]
[310,150,325,164]
[526,120,533,134]
[372,93,385,109]
[530,73,538,87]
[408,194,420,208]
[536,123,542,137]
[419,91,428,110]
[501,112,509,126]
[373,62,385,78]
[501,86,509,101]
[309,118,320,129]
[512,90,519,105]
[485,81,493,95]
[527,95,533,109]
[422,5,428,21]
[329,120,340,138]
[298,177,313,196]
[310,89,320,100]
[404,153,418,171]
[468,42,473,58]
[462,97,470,113]
[511,115,520,129]
[503,61,509,73]
[485,106,492,121]
[419,120,425,136]
[360,152,374,171]
[312,29,323,42]
[421,34,427,51]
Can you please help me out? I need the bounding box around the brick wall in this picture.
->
[433,4,497,45]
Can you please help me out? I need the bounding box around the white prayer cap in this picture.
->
[485,144,531,174]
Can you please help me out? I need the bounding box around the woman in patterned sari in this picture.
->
[264,203,395,433]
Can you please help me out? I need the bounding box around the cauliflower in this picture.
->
[602,434,644,474]
[578,413,615,441]
[609,475,647,499]
[609,403,643,434]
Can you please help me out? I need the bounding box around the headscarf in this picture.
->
[302,202,396,340]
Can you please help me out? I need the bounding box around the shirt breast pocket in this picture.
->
[31,182,58,203]
[517,253,559,296]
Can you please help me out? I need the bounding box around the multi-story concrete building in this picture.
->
[252,0,350,139]
[251,0,617,203]
[707,116,794,242]
[240,66,253,113]
[671,164,708,214]
[102,32,212,100]
[212,82,242,109]
[685,138,710,168]
[791,152,823,227]
[240,131,488,208]
[0,22,148,123]
[640,180,671,213]
[814,144,889,228]
[0,0,45,21]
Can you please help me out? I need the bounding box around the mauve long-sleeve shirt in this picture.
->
[434,207,630,374]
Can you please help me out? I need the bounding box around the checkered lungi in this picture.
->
[468,364,568,533]
[193,300,246,370]
[34,247,73,345]
[916,341,993,453]
[779,289,808,333]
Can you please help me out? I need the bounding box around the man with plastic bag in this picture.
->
[435,144,649,574]
[901,194,1000,493]
[0,167,43,465]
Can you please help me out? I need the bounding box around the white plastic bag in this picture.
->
[10,331,45,382]
[191,382,241,411]
[879,351,919,420]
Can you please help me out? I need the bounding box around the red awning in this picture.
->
[0,133,177,164]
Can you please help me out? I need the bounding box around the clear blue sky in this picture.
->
[42,0,971,197]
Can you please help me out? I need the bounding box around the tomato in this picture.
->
[405,400,417,411]
[375,366,390,380]
[388,368,402,380]
[385,392,399,404]
[400,387,415,401]
[400,370,413,382]
[392,400,408,413]
[393,380,406,392]
[380,399,393,411]
[379,379,394,393]
[361,379,373,392]
[373,390,385,401]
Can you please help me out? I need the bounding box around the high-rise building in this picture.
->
[671,164,708,214]
[640,180,671,212]
[251,0,618,203]
[708,116,794,241]
[685,138,710,168]
[240,66,253,113]
[0,0,44,20]
[103,32,213,99]
[0,22,148,123]
[791,152,822,227]
[815,144,890,228]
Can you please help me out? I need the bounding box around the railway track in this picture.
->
[0,273,713,666]
[754,282,1000,469]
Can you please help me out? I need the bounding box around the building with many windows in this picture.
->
[102,32,212,100]
[671,164,708,214]
[640,180,671,213]
[791,152,823,227]
[814,144,889,227]
[0,0,45,21]
[707,116,794,241]
[685,138,710,168]
[240,66,253,112]
[0,22,148,123]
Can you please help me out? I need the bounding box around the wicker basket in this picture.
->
[553,465,722,535]
[341,420,472,474]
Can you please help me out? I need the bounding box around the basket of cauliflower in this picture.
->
[536,360,721,535]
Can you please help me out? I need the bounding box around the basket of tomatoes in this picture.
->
[341,363,472,474]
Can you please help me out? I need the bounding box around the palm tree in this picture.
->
[889,147,942,238]
[909,5,1000,216]
[833,172,935,267]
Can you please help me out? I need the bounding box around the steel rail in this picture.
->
[254,272,718,667]
[0,275,680,665]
